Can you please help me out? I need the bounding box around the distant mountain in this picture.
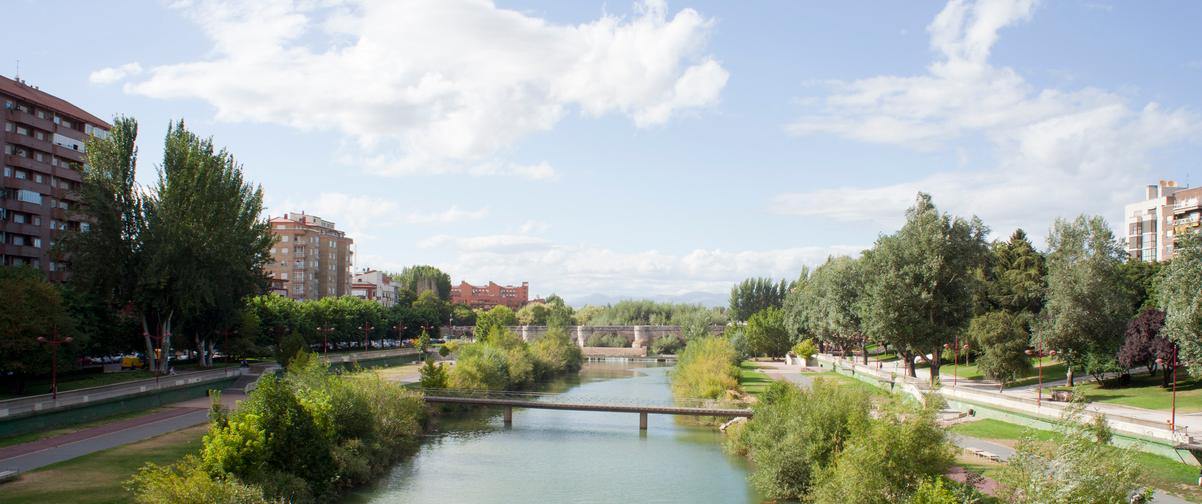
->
[566,291,728,308]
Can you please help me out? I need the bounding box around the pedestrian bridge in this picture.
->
[420,388,752,430]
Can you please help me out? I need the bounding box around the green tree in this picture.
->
[729,277,788,322]
[0,267,76,393]
[987,229,1046,316]
[1120,257,1167,313]
[744,307,790,358]
[474,305,518,340]
[418,357,448,389]
[781,267,812,346]
[671,336,740,400]
[1159,232,1202,378]
[393,265,452,300]
[450,303,476,327]
[804,257,867,362]
[860,193,988,381]
[1036,215,1132,386]
[967,311,1031,389]
[515,302,550,325]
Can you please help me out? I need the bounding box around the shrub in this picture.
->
[791,339,817,360]
[907,478,958,504]
[585,332,629,347]
[449,343,511,390]
[275,331,307,366]
[671,336,739,401]
[126,455,268,504]
[530,327,583,377]
[418,357,448,389]
[651,336,684,355]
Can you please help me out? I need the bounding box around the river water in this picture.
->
[349,361,760,503]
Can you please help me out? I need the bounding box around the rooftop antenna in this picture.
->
[14,58,19,81]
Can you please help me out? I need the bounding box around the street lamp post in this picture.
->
[37,329,73,400]
[358,322,374,351]
[1026,342,1048,406]
[1158,345,1179,434]
[146,329,170,386]
[317,326,335,360]
[392,324,405,349]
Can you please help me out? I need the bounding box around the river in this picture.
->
[349,360,760,503]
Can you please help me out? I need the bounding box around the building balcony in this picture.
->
[5,131,55,154]
[3,222,44,236]
[5,108,56,132]
[1,198,43,214]
[54,144,84,163]
[6,154,50,172]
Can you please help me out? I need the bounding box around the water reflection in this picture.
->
[348,361,759,503]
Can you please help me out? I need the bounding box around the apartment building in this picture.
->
[1125,180,1202,262]
[351,269,399,307]
[450,281,531,310]
[1,75,110,280]
[266,212,353,300]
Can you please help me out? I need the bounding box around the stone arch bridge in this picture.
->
[443,325,726,349]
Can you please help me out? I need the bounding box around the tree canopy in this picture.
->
[729,277,788,322]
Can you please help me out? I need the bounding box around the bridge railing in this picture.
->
[418,388,746,410]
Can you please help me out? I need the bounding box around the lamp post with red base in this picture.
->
[145,329,170,386]
[317,326,335,361]
[37,329,73,400]
[1157,345,1179,435]
[358,322,374,351]
[1025,342,1050,406]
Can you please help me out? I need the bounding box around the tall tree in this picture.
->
[1036,216,1132,386]
[964,229,1043,386]
[860,193,988,382]
[804,257,867,363]
[139,121,274,367]
[781,267,811,346]
[66,117,150,366]
[393,265,452,301]
[729,277,788,322]
[1119,258,1167,313]
[1159,232,1202,378]
[744,307,790,358]
[967,311,1031,389]
[988,229,1047,316]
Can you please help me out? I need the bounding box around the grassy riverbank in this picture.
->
[3,425,207,504]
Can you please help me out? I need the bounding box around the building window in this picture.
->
[16,189,42,204]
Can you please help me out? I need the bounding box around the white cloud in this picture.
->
[88,62,143,84]
[112,0,726,177]
[421,233,865,298]
[275,193,488,244]
[780,0,1199,237]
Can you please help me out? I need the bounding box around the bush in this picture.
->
[671,336,739,401]
[726,379,951,503]
[650,335,684,355]
[791,339,817,360]
[448,343,511,390]
[275,332,307,366]
[907,478,958,504]
[418,357,448,389]
[135,351,427,503]
[126,455,268,504]
[530,327,583,377]
[585,332,629,347]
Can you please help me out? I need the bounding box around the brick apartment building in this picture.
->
[1,75,110,280]
[451,281,533,310]
[265,212,353,300]
[1125,180,1202,262]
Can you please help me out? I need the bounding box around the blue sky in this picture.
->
[4,0,1200,303]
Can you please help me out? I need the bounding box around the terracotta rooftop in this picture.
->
[0,75,111,130]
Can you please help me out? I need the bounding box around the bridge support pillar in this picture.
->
[639,411,648,430]
[504,406,513,426]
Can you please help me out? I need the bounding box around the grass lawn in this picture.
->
[0,407,170,449]
[738,361,773,397]
[938,359,1067,389]
[801,370,889,396]
[950,419,1202,500]
[1077,372,1202,412]
[2,424,207,504]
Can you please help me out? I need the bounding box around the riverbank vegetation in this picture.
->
[724,380,954,503]
[126,352,425,503]
[447,326,582,391]
[670,336,740,401]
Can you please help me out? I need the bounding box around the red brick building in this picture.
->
[451,281,531,310]
[1,75,111,280]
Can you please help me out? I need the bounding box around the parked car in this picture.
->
[121,355,144,370]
